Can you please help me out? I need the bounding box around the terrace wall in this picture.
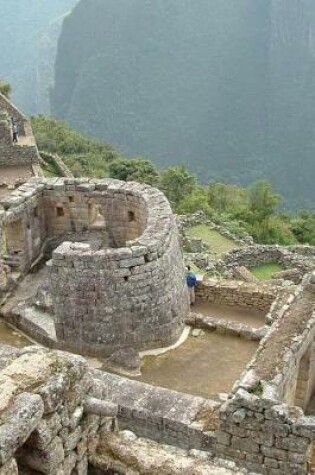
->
[215,273,315,475]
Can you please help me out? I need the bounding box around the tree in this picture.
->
[249,180,280,218]
[248,180,281,241]
[291,211,315,245]
[207,183,229,212]
[158,167,196,210]
[0,81,11,98]
[108,158,158,185]
[177,186,212,216]
[208,183,248,215]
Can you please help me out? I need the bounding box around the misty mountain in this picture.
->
[52,0,315,209]
[0,0,78,114]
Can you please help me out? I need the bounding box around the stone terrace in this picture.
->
[0,93,42,199]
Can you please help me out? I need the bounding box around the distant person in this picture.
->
[186,265,197,305]
[12,120,18,143]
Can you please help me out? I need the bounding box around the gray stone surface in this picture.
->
[0,178,189,364]
[91,370,218,451]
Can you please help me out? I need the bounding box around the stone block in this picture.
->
[275,435,310,453]
[37,373,70,414]
[0,393,44,465]
[17,435,64,474]
[231,436,260,454]
[0,458,19,475]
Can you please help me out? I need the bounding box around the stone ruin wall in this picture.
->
[0,94,39,167]
[222,245,315,276]
[49,179,188,356]
[215,273,315,475]
[0,177,189,357]
[0,178,315,474]
[0,93,27,136]
[1,274,314,475]
[0,345,118,475]
[0,113,12,146]
[196,279,276,312]
[0,143,40,168]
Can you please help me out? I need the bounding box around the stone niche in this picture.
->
[0,178,188,362]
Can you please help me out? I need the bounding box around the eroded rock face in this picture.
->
[0,347,106,475]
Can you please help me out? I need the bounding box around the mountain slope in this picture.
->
[0,0,78,114]
[52,0,315,210]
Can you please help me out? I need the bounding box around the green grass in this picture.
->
[186,224,238,255]
[250,263,284,280]
[41,158,62,178]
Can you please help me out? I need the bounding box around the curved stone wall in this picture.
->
[50,179,188,357]
[0,178,188,358]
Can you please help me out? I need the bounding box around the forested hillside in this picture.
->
[52,0,315,210]
[32,115,315,247]
[0,0,78,114]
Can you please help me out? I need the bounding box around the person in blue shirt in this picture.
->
[186,265,197,305]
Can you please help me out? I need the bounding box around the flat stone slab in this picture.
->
[92,370,219,451]
[91,432,250,475]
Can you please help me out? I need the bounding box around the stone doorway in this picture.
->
[4,218,26,271]
[295,344,315,412]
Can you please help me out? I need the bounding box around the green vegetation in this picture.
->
[186,225,237,255]
[251,263,284,281]
[0,80,11,98]
[108,158,159,186]
[291,211,315,245]
[52,0,315,210]
[32,116,117,178]
[159,167,196,209]
[32,115,315,247]
[42,159,60,178]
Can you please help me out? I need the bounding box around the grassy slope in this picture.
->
[31,116,118,178]
[186,224,238,255]
[250,263,284,280]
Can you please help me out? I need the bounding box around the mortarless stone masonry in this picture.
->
[2,96,315,475]
[1,271,314,475]
[0,177,189,360]
[215,273,315,475]
[0,344,118,475]
[0,93,40,168]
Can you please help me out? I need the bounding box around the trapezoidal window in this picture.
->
[4,219,24,270]
[56,206,64,217]
[128,211,135,222]
[89,203,106,230]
